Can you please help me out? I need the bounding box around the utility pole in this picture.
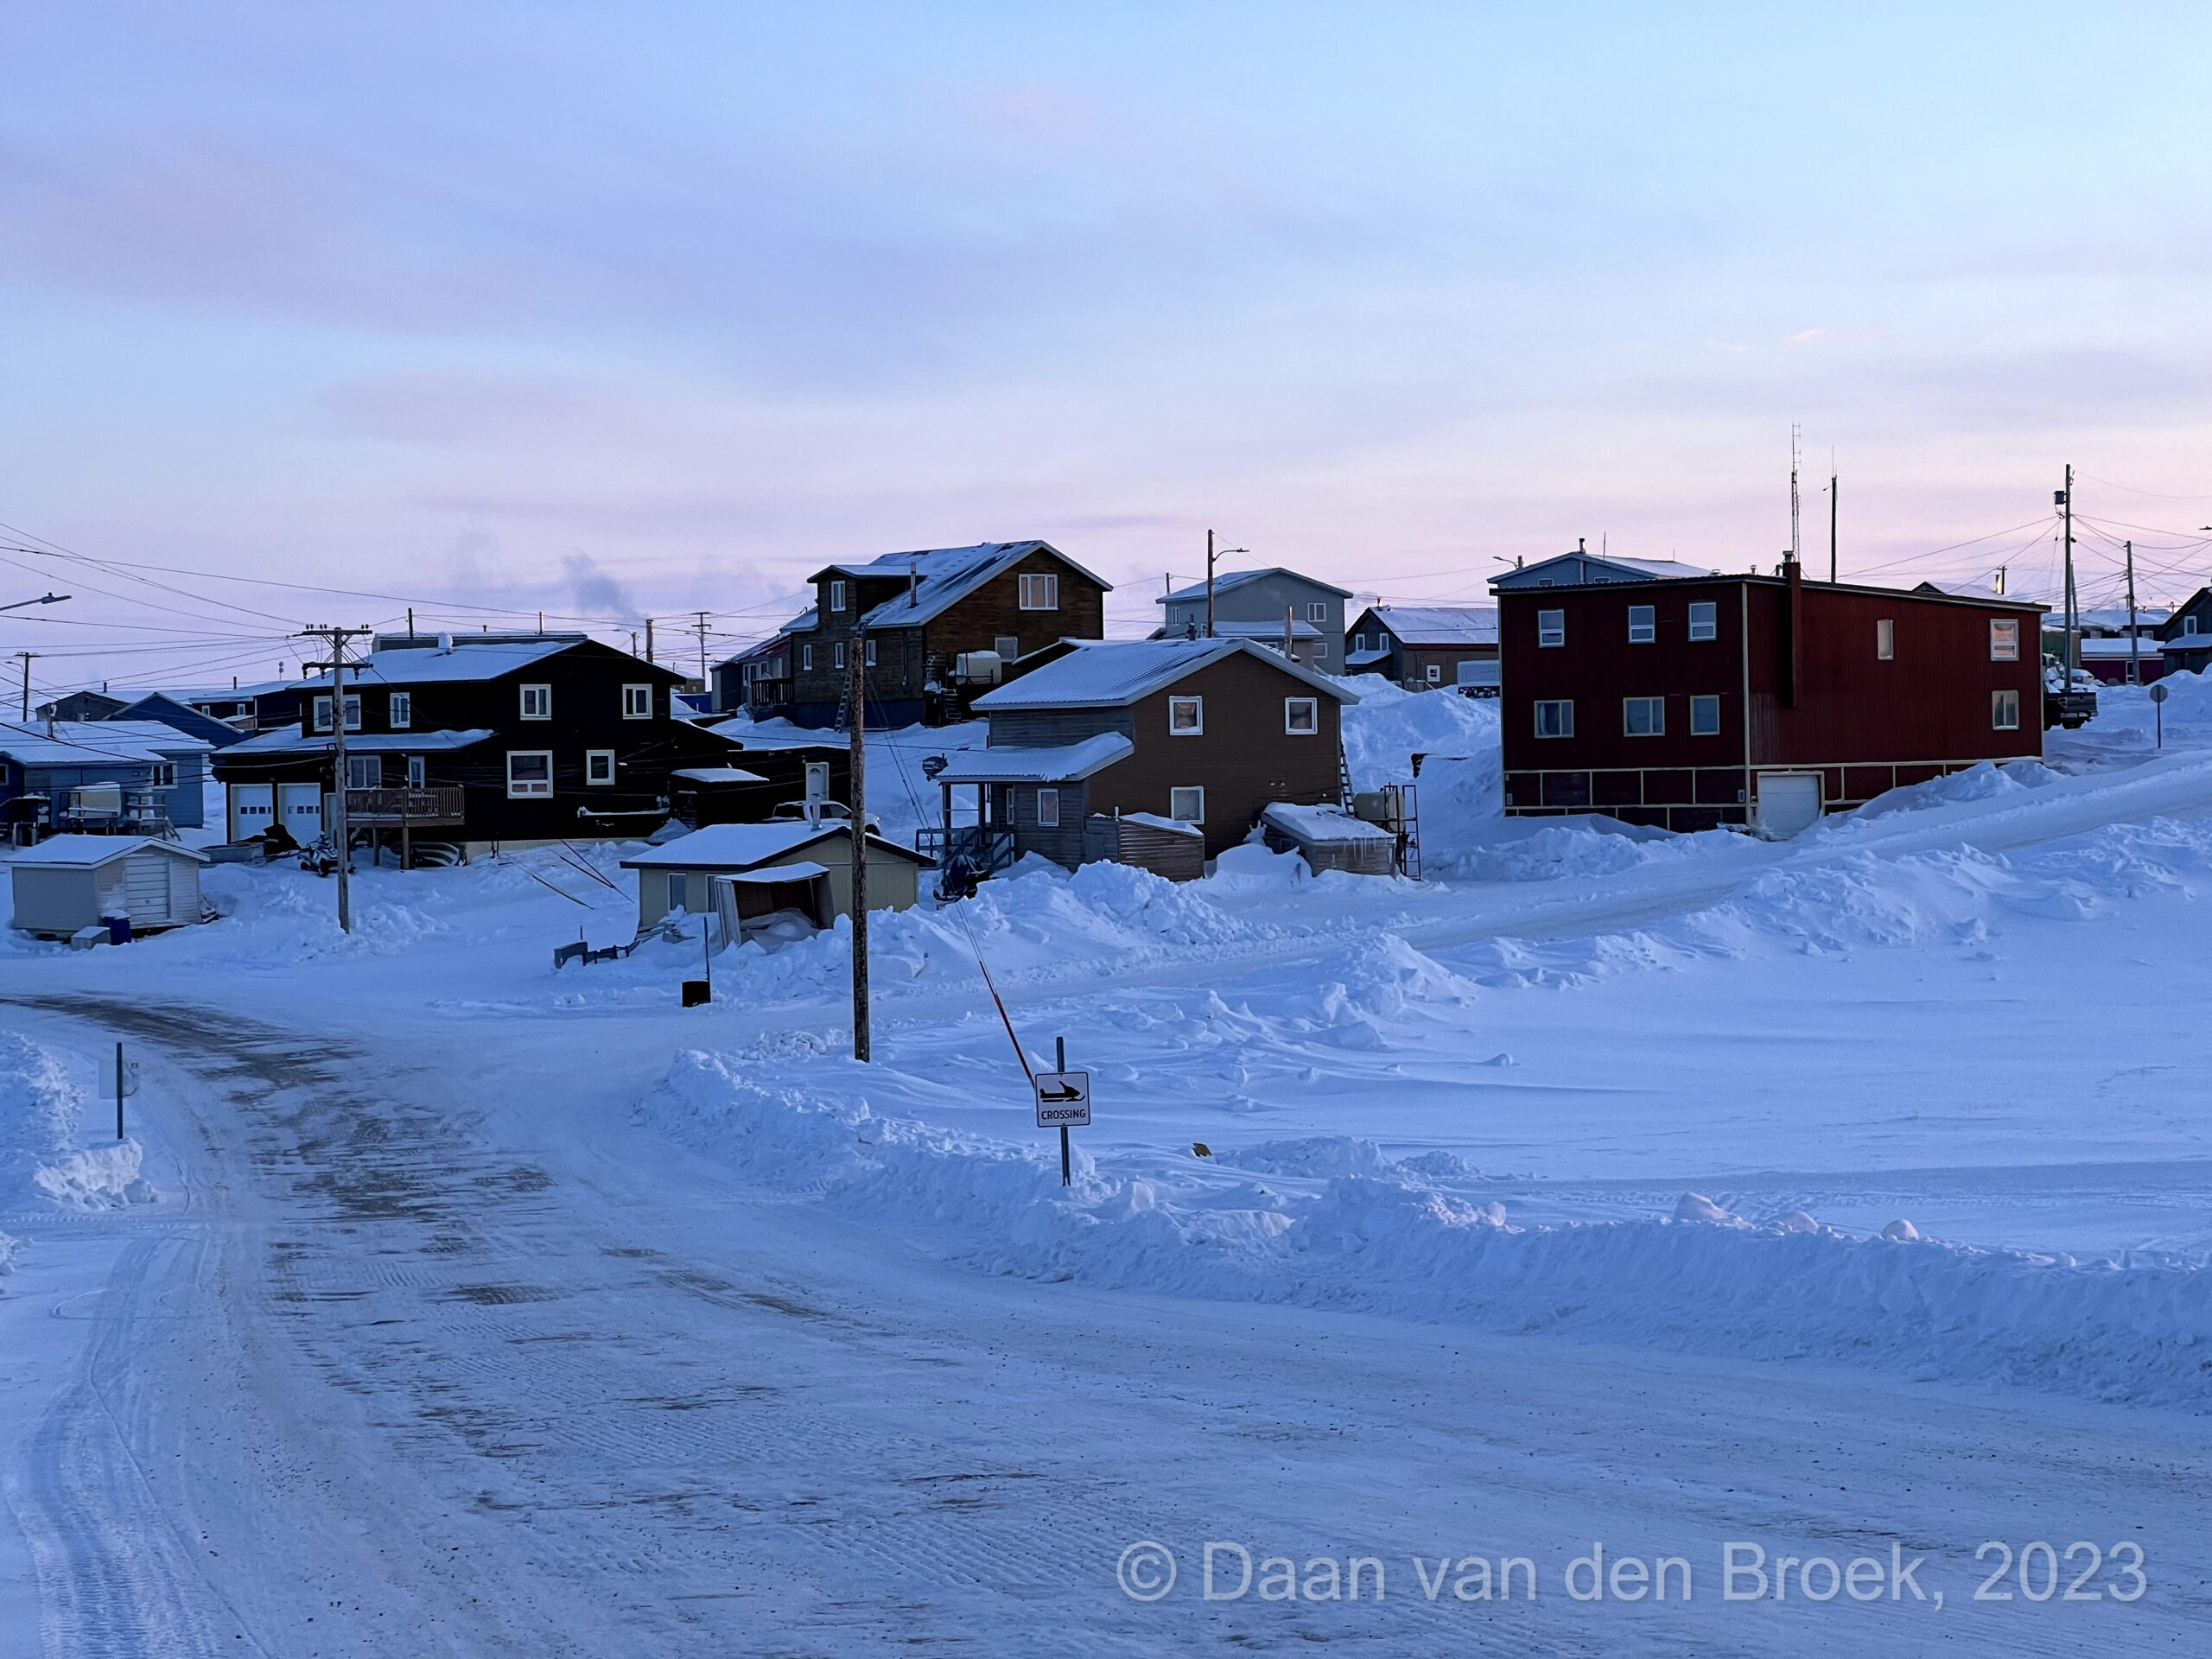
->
[297,626,372,933]
[1205,530,1216,639]
[2126,539,2140,686]
[645,617,655,665]
[849,632,870,1063]
[13,652,34,720]
[2060,466,2078,689]
[693,611,712,688]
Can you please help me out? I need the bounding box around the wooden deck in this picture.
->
[337,786,466,827]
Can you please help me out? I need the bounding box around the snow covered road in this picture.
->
[1,993,2206,1655]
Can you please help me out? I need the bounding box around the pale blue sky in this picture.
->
[4,4,2209,686]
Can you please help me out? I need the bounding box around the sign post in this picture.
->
[98,1042,139,1140]
[2151,679,2168,749]
[1033,1036,1090,1187]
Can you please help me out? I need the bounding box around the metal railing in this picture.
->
[915,824,1017,872]
[337,786,467,824]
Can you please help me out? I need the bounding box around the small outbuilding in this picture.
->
[9,836,209,938]
[620,821,931,938]
[1082,810,1206,881]
[1258,804,1398,875]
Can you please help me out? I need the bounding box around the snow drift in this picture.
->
[0,1031,155,1224]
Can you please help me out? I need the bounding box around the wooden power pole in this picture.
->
[2126,539,2140,686]
[297,626,372,933]
[1205,530,1216,639]
[849,632,870,1062]
[14,652,34,721]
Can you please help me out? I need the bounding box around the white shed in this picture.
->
[620,821,931,936]
[8,836,209,938]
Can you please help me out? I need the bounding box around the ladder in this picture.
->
[832,676,852,734]
[1337,747,1354,811]
[1394,781,1421,880]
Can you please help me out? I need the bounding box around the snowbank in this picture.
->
[0,1031,154,1219]
[640,1050,2212,1410]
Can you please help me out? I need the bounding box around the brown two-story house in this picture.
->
[737,541,1111,728]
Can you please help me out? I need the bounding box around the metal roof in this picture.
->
[221,726,494,756]
[0,720,207,766]
[973,638,1357,711]
[935,733,1133,784]
[1159,566,1353,604]
[7,834,209,867]
[620,821,929,869]
[797,541,1112,632]
[1492,553,1721,590]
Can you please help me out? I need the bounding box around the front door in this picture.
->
[279,782,325,842]
[228,783,273,842]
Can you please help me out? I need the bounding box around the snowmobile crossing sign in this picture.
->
[1033,1071,1090,1128]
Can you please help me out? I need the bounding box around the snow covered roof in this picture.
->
[7,834,208,867]
[1344,649,1391,667]
[973,638,1357,710]
[0,721,199,766]
[2078,638,2164,658]
[1159,567,1352,603]
[798,542,1112,632]
[1493,553,1721,590]
[222,726,494,755]
[1361,606,1498,646]
[1154,620,1324,642]
[699,720,846,752]
[620,821,928,870]
[671,766,770,785]
[934,733,1134,784]
[1260,804,1395,843]
[1117,810,1202,837]
[162,678,297,702]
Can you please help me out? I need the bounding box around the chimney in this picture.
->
[436,632,453,653]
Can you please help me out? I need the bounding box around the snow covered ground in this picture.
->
[3,676,2212,1651]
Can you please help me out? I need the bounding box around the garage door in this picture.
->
[229,783,273,842]
[1755,772,1824,840]
[280,782,325,842]
[123,854,172,925]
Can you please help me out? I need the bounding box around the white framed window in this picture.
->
[865,638,877,667]
[1624,696,1665,736]
[1169,785,1205,824]
[1537,608,1566,648]
[834,641,846,670]
[994,634,1020,659]
[2187,616,2202,637]
[405,755,425,789]
[1036,786,1059,827]
[621,683,652,718]
[312,695,331,734]
[313,695,361,733]
[389,692,411,729]
[1425,663,1441,683]
[1628,604,1656,644]
[519,683,551,720]
[830,579,849,612]
[1993,690,2020,730]
[1354,632,1369,653]
[1534,699,1573,738]
[801,644,814,671]
[505,751,553,798]
[1284,696,1319,734]
[149,761,177,789]
[585,748,615,785]
[1307,601,1325,623]
[1990,619,2020,661]
[1877,619,1895,660]
[1168,696,1203,734]
[346,754,380,790]
[1688,601,1718,642]
[1018,573,1059,610]
[1689,694,1721,735]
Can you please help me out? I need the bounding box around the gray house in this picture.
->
[0,720,214,838]
[1345,606,1499,690]
[1154,568,1352,672]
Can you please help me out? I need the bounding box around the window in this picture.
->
[506,751,553,798]
[1990,619,2020,661]
[801,644,814,671]
[621,683,652,718]
[1284,696,1319,734]
[585,748,615,785]
[1537,608,1566,647]
[994,635,1020,660]
[520,684,551,720]
[1168,696,1203,734]
[865,638,877,667]
[405,756,425,789]
[1018,573,1059,610]
[1169,785,1205,824]
[312,696,330,734]
[834,641,846,670]
[2187,616,2202,638]
[1354,632,1369,653]
[389,692,411,729]
[1307,601,1325,623]
[1993,690,2020,730]
[1628,605,1656,644]
[1688,601,1718,642]
[342,696,360,732]
[1624,696,1665,736]
[830,579,849,612]
[1534,699,1573,738]
[1036,786,1059,827]
[149,762,176,789]
[1877,619,1895,660]
[1689,695,1721,735]
[346,755,380,790]
[667,872,688,912]
[1423,663,1440,683]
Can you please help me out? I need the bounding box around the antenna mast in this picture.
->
[1789,425,1802,566]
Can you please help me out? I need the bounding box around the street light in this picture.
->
[0,593,69,614]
